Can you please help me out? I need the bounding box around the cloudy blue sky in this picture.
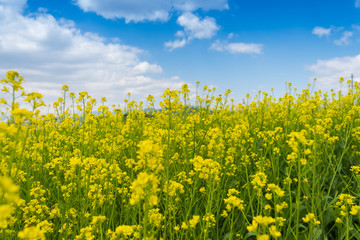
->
[1,0,360,104]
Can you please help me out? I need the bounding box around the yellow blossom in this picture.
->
[257,234,269,240]
[302,213,320,225]
[18,225,45,240]
[189,215,200,228]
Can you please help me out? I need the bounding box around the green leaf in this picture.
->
[244,232,257,240]
[313,227,322,240]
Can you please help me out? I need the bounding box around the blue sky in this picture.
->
[1,0,360,104]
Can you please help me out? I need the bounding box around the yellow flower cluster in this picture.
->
[247,215,281,239]
[129,172,160,206]
[334,193,360,220]
[251,172,267,195]
[135,140,164,173]
[0,177,19,232]
[223,188,245,212]
[190,156,221,181]
[163,180,184,200]
[302,213,320,225]
[75,215,107,240]
[107,225,140,240]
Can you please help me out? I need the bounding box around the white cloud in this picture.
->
[133,61,163,73]
[73,0,228,22]
[0,0,27,12]
[74,1,225,50]
[210,40,263,54]
[334,31,353,46]
[308,54,360,89]
[175,30,185,38]
[164,12,219,50]
[312,26,332,37]
[0,1,186,104]
[164,38,188,50]
[177,12,219,39]
[355,0,360,8]
[210,40,224,51]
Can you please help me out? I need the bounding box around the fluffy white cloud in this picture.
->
[164,38,188,50]
[308,54,360,89]
[0,1,185,104]
[177,12,219,39]
[312,26,332,37]
[210,40,263,54]
[74,1,224,50]
[133,61,163,74]
[74,0,171,23]
[334,31,353,46]
[73,0,228,22]
[164,12,219,50]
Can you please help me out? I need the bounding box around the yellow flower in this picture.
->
[203,214,216,228]
[129,172,160,206]
[181,222,188,229]
[337,194,355,206]
[253,216,275,227]
[304,149,311,155]
[75,226,95,240]
[275,202,288,213]
[350,166,360,175]
[149,195,159,206]
[0,97,7,104]
[136,140,164,173]
[115,225,134,236]
[224,195,245,211]
[269,225,281,238]
[302,213,320,225]
[10,108,33,123]
[62,85,69,91]
[90,215,106,226]
[267,184,285,197]
[189,215,200,228]
[275,217,286,226]
[0,205,12,228]
[300,158,307,165]
[221,210,228,218]
[18,225,45,240]
[251,172,268,195]
[257,234,269,240]
[265,193,272,200]
[0,176,20,203]
[190,156,221,181]
[350,205,360,215]
[335,218,343,223]
[37,220,54,234]
[264,204,272,211]
[148,208,164,227]
[164,180,184,197]
[247,221,258,232]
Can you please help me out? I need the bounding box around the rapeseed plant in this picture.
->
[2,70,360,239]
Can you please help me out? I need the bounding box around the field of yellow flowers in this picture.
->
[1,70,360,240]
